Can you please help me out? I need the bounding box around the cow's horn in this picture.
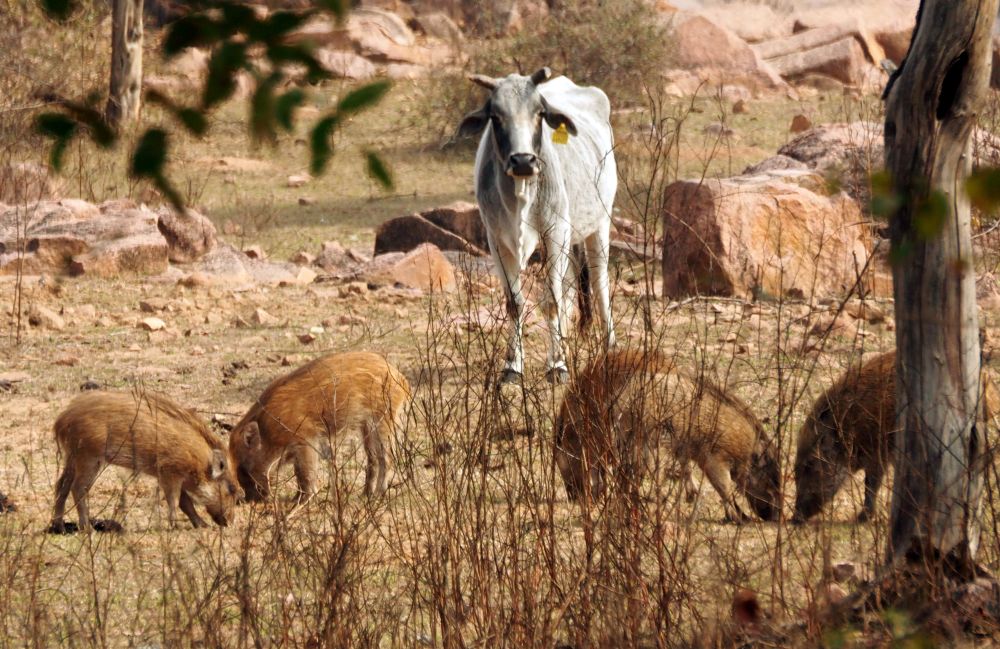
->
[530,67,553,85]
[469,74,499,90]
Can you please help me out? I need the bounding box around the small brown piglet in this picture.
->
[556,348,781,522]
[228,351,411,502]
[51,390,242,532]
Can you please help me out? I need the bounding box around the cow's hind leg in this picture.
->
[585,228,615,350]
[491,243,526,384]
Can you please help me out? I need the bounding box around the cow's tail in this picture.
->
[574,244,593,334]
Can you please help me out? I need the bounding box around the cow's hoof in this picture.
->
[499,369,523,385]
[47,520,78,535]
[546,367,570,385]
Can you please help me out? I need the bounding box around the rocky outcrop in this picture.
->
[0,200,169,277]
[664,12,786,93]
[157,207,217,263]
[662,171,871,300]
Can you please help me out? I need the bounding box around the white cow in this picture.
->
[457,67,617,384]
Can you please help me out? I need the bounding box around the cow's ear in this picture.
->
[541,97,577,136]
[457,102,491,139]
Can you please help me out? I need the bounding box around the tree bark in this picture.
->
[883,0,997,573]
[106,0,144,125]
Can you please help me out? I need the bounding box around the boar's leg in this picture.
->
[681,463,699,503]
[292,444,320,503]
[161,479,183,529]
[362,419,388,497]
[700,455,748,523]
[179,491,207,528]
[70,456,103,531]
[857,463,885,523]
[51,461,76,531]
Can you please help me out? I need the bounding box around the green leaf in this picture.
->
[153,174,185,212]
[163,15,217,57]
[967,168,1000,213]
[249,76,278,144]
[258,11,313,42]
[39,0,74,21]
[365,151,393,189]
[202,41,248,109]
[276,89,305,131]
[337,81,391,115]
[35,113,77,171]
[310,115,339,175]
[915,190,949,239]
[131,129,169,179]
[177,108,208,136]
[869,170,900,221]
[315,0,347,21]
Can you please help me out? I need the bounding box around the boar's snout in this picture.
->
[237,465,267,502]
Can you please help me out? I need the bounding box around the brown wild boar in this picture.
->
[793,351,997,523]
[51,390,242,532]
[555,348,781,522]
[228,351,411,501]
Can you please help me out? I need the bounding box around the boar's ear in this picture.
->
[209,449,226,480]
[243,421,261,450]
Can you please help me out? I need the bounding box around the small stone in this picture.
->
[222,221,243,236]
[178,272,211,288]
[280,354,303,366]
[298,332,317,344]
[79,380,102,391]
[831,562,857,583]
[295,267,318,285]
[244,245,266,260]
[28,305,65,330]
[298,196,315,206]
[339,281,368,298]
[139,317,166,331]
[338,314,366,325]
[821,583,848,606]
[252,308,278,326]
[290,250,316,266]
[139,298,170,313]
[790,114,812,133]
[190,346,206,356]
[732,99,749,114]
[287,173,312,188]
[309,325,324,335]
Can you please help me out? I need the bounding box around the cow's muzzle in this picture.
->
[506,153,539,178]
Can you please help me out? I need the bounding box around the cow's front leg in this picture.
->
[585,229,615,350]
[492,245,526,384]
[543,235,571,384]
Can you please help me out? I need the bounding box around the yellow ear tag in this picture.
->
[552,123,570,145]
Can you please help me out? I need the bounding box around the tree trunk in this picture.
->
[106,0,144,125]
[883,0,997,574]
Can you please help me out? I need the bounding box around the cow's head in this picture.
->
[457,67,578,178]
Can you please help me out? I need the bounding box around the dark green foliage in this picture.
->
[34,0,393,207]
[365,151,393,190]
